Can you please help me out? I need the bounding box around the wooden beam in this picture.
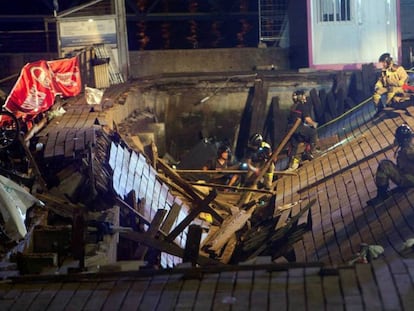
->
[253,118,302,186]
[115,197,151,226]
[160,202,182,234]
[166,190,218,242]
[120,231,222,266]
[187,181,275,194]
[157,158,224,224]
[18,135,48,192]
[175,169,298,176]
[203,204,256,255]
[135,209,168,259]
[158,172,237,215]
[183,224,203,266]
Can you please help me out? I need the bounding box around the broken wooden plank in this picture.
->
[157,159,224,223]
[175,169,298,176]
[249,78,269,135]
[203,204,256,255]
[54,129,68,157]
[115,197,151,226]
[120,231,222,266]
[275,209,292,230]
[219,233,237,264]
[135,209,168,259]
[183,224,203,266]
[160,202,182,235]
[253,117,302,186]
[64,129,77,158]
[166,190,217,242]
[187,181,274,194]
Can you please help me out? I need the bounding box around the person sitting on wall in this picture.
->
[372,53,409,114]
[286,90,318,171]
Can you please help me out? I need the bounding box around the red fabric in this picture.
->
[4,56,81,118]
[4,60,55,118]
[403,83,414,92]
[48,56,81,97]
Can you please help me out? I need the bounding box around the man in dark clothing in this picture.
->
[286,90,318,170]
[367,124,414,205]
[202,144,238,186]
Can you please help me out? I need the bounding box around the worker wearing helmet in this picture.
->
[286,90,318,171]
[244,133,275,190]
[368,124,414,205]
[372,53,408,114]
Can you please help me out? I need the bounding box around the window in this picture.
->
[319,0,351,22]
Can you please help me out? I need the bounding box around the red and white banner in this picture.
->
[4,56,81,118]
[4,60,55,118]
[48,56,81,97]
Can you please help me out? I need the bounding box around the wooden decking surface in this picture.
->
[277,107,414,266]
[1,259,414,310]
[2,101,414,309]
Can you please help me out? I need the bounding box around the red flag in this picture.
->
[4,60,56,118]
[48,56,81,97]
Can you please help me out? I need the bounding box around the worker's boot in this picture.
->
[303,142,319,161]
[302,151,314,161]
[367,185,390,206]
[374,97,387,116]
[374,103,384,116]
[286,157,300,171]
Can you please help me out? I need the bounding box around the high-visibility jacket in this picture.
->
[375,65,408,90]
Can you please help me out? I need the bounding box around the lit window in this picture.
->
[319,0,351,22]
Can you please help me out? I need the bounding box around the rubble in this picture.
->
[0,83,318,276]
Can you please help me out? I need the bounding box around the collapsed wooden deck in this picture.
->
[3,82,414,309]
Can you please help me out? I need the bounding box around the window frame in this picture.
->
[318,0,352,23]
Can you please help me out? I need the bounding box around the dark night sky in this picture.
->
[0,0,90,14]
[0,1,260,51]
[0,0,258,15]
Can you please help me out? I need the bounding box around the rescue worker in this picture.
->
[367,124,414,206]
[372,53,408,114]
[202,144,239,187]
[244,133,274,190]
[286,90,318,171]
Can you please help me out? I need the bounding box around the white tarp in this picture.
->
[0,175,44,241]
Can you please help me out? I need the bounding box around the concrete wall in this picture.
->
[0,49,343,161]
[123,72,339,160]
[0,53,56,79]
[129,47,289,78]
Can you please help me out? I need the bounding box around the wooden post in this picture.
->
[183,224,203,266]
[135,209,168,259]
[166,189,218,242]
[253,118,301,186]
[72,205,86,270]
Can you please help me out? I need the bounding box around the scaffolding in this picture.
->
[258,0,288,46]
